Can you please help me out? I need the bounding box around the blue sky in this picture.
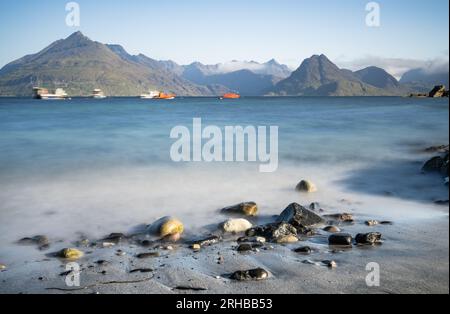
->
[0,0,448,76]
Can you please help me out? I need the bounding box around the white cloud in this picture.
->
[335,55,449,80]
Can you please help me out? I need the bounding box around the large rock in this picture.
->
[221,218,252,233]
[277,203,325,231]
[221,202,258,217]
[429,85,447,98]
[246,222,297,241]
[147,217,184,238]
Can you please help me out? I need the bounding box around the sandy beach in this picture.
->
[0,197,448,294]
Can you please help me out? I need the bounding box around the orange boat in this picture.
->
[222,93,240,99]
[157,92,176,100]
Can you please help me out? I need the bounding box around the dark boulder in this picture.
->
[328,233,353,246]
[246,222,297,241]
[277,203,325,230]
[355,232,382,245]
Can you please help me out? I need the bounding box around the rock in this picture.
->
[322,260,337,268]
[230,268,269,281]
[136,252,160,259]
[0,264,6,270]
[162,233,181,243]
[237,236,266,244]
[424,145,449,153]
[103,233,125,244]
[116,250,126,256]
[355,232,382,245]
[435,200,449,206]
[193,235,221,247]
[58,248,84,260]
[277,203,325,231]
[221,202,258,217]
[294,246,312,254]
[221,218,252,233]
[423,156,445,172]
[323,213,354,222]
[147,217,184,238]
[275,235,299,243]
[18,235,50,250]
[190,244,201,251]
[246,222,297,241]
[102,242,116,248]
[365,220,379,226]
[328,233,353,246]
[429,85,448,98]
[295,180,317,193]
[323,226,341,233]
[237,244,254,252]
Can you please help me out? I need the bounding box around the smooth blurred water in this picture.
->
[0,97,448,259]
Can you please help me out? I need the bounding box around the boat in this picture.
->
[140,91,176,100]
[33,87,69,100]
[222,93,240,99]
[91,89,106,99]
[140,91,161,99]
[157,92,176,100]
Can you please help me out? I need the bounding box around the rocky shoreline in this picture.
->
[0,148,449,294]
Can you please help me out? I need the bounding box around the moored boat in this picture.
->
[222,93,240,99]
[33,87,69,100]
[91,89,106,99]
[140,91,161,99]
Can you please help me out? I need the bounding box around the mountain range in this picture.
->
[0,32,448,97]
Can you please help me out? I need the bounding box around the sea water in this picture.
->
[0,97,448,261]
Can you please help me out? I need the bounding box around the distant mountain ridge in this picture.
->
[0,32,225,96]
[0,32,444,97]
[270,55,424,96]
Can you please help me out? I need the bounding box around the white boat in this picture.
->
[34,87,69,100]
[140,91,160,99]
[91,89,106,99]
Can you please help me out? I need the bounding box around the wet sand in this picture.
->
[0,204,448,294]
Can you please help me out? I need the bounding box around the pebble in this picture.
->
[102,242,116,248]
[165,245,174,251]
[116,250,126,256]
[136,252,160,259]
[231,268,269,281]
[194,235,221,247]
[294,246,312,254]
[162,233,181,243]
[295,180,317,193]
[355,232,382,245]
[191,244,201,251]
[324,213,354,222]
[322,260,337,268]
[365,220,379,226]
[221,218,252,233]
[237,244,254,252]
[148,216,184,238]
[323,226,341,233]
[237,236,266,244]
[0,264,6,270]
[275,235,299,243]
[57,248,84,260]
[221,202,258,217]
[328,233,353,246]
